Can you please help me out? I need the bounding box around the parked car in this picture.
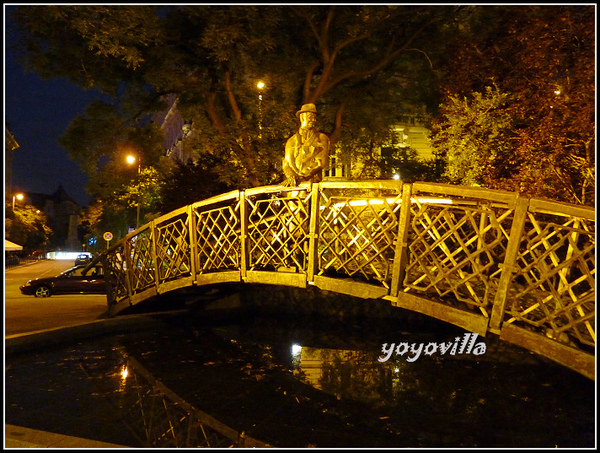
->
[74,253,92,266]
[20,264,106,298]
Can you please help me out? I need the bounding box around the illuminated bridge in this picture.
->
[95,180,595,380]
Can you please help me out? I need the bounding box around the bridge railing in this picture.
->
[100,180,595,379]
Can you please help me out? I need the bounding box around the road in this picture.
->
[4,260,110,337]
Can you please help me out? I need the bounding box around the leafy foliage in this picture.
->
[10,5,163,93]
[433,85,515,187]
[9,3,592,251]
[10,5,453,192]
[5,205,53,253]
[433,5,595,205]
[158,155,234,214]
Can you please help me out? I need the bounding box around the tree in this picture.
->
[158,155,234,214]
[432,85,516,187]
[432,5,595,205]
[280,6,454,143]
[10,5,456,194]
[5,204,53,253]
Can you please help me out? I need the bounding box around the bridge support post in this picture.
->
[124,237,134,303]
[489,196,530,332]
[239,190,248,279]
[150,221,161,293]
[307,184,321,282]
[390,183,412,296]
[188,204,198,283]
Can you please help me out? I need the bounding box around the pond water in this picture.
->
[5,308,595,448]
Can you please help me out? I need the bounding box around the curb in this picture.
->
[5,309,188,356]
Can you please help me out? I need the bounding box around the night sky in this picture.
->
[5,7,104,207]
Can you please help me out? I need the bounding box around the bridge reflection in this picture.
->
[95,180,595,379]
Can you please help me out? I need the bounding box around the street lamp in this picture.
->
[12,192,24,210]
[257,80,266,138]
[126,155,141,228]
[126,154,141,173]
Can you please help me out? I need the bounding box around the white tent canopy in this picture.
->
[5,239,23,252]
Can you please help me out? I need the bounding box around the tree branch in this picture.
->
[224,69,242,124]
[407,48,434,70]
[204,90,226,135]
[319,7,335,63]
[290,6,324,57]
[322,21,431,98]
[329,101,346,145]
[303,61,320,102]
[223,69,259,186]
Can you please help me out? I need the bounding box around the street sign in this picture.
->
[103,231,113,241]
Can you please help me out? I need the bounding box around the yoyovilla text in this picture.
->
[378,333,486,363]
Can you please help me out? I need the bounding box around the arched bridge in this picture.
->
[96,180,595,380]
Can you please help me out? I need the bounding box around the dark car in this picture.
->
[74,253,92,266]
[20,264,106,298]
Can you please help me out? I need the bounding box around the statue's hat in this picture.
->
[296,103,318,117]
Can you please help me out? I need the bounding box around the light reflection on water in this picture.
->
[5,311,595,448]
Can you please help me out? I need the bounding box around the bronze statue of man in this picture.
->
[282,103,330,186]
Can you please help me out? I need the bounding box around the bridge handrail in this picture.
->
[97,180,595,379]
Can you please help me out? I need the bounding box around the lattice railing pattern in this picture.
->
[195,203,240,272]
[103,242,129,303]
[403,200,515,314]
[317,188,402,287]
[246,191,311,272]
[505,214,596,348]
[128,228,156,293]
[100,181,594,375]
[155,213,191,281]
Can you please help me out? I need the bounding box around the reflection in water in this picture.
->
[111,356,270,448]
[5,311,595,448]
[287,336,594,448]
[295,347,386,403]
[119,364,128,391]
[294,333,488,405]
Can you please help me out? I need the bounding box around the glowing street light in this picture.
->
[257,81,266,138]
[12,192,24,210]
[126,154,140,173]
[126,154,141,228]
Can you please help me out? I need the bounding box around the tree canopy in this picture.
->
[9,3,594,236]
[5,204,53,253]
[432,5,595,205]
[10,5,453,190]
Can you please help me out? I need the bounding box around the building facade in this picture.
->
[152,94,195,164]
[325,115,436,180]
[5,124,19,197]
[28,186,81,250]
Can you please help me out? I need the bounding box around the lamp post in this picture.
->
[126,155,141,229]
[12,192,24,210]
[257,80,265,139]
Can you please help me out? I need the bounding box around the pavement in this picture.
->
[5,425,128,448]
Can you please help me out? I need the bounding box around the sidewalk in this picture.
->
[5,425,128,448]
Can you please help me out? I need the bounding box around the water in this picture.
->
[5,309,595,448]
